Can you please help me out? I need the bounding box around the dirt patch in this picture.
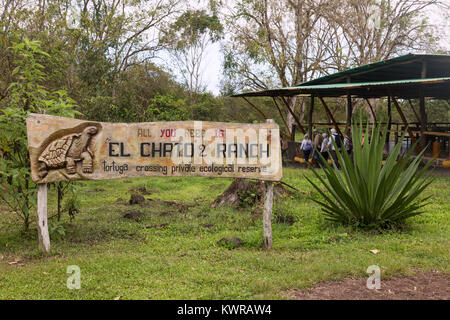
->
[88,187,106,192]
[153,199,190,212]
[217,236,243,249]
[275,213,296,225]
[123,210,145,219]
[129,186,153,195]
[287,271,449,300]
[129,193,145,205]
[145,223,169,229]
[3,255,32,267]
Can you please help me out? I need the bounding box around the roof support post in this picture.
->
[419,96,427,149]
[364,98,378,124]
[391,95,420,153]
[272,97,292,139]
[280,96,306,134]
[241,97,268,120]
[318,96,343,137]
[407,99,421,123]
[346,94,352,133]
[241,97,291,140]
[419,60,428,150]
[308,95,314,137]
[386,96,392,149]
[346,77,352,133]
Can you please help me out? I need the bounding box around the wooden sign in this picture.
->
[26,114,282,183]
[26,114,281,253]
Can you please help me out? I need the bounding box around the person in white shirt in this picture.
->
[300,134,313,165]
[327,128,342,168]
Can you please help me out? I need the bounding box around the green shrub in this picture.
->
[0,39,79,230]
[305,123,433,228]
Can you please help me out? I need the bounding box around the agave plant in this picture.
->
[306,123,434,227]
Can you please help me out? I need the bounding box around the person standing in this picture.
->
[344,129,353,159]
[300,134,313,165]
[312,129,323,166]
[320,132,329,165]
[328,128,342,168]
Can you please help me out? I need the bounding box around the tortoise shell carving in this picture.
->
[38,126,98,178]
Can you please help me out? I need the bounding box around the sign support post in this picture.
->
[263,180,274,250]
[263,119,274,250]
[37,183,50,254]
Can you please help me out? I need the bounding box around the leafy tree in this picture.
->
[163,9,223,106]
[222,0,333,133]
[146,94,188,121]
[0,39,79,230]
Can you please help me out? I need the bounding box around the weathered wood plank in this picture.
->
[37,183,50,254]
[26,114,282,183]
[263,181,274,250]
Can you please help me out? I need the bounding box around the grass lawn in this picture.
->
[0,167,448,299]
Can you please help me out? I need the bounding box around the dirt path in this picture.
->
[287,271,449,300]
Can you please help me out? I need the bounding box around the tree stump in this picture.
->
[210,178,290,208]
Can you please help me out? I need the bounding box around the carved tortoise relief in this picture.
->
[37,126,99,179]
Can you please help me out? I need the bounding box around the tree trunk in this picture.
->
[286,98,296,139]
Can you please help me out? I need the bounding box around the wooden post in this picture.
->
[241,97,268,120]
[263,181,274,250]
[391,95,420,153]
[386,96,392,149]
[308,95,314,138]
[364,98,378,124]
[263,119,274,250]
[407,99,421,123]
[346,77,352,132]
[37,183,50,254]
[272,97,292,139]
[419,60,427,150]
[280,96,307,134]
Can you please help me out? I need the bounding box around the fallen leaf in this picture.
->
[370,249,380,254]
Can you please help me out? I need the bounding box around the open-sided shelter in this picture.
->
[232,54,450,158]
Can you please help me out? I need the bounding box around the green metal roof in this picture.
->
[232,54,450,99]
[298,53,450,86]
[232,77,450,99]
